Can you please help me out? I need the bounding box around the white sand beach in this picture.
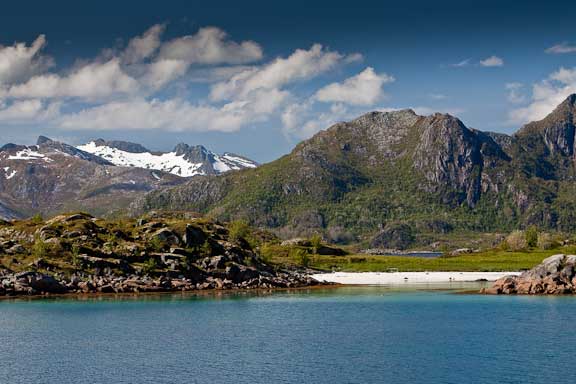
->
[311,271,521,285]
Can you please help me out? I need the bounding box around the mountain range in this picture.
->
[2,95,576,246]
[0,137,257,219]
[131,94,576,244]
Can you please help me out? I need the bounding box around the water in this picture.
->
[1,284,575,384]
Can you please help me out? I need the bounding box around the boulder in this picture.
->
[150,228,180,247]
[484,254,576,295]
[183,225,206,247]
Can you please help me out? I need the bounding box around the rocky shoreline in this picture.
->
[482,254,576,295]
[0,269,321,297]
[0,212,324,297]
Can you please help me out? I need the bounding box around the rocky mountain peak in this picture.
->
[93,139,150,154]
[515,94,576,160]
[36,136,53,145]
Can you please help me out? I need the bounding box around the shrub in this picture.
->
[31,213,43,225]
[31,235,49,258]
[148,236,164,252]
[506,230,527,251]
[537,233,558,250]
[290,248,310,267]
[229,220,250,242]
[141,258,157,275]
[525,226,538,248]
[258,242,274,264]
[201,240,212,257]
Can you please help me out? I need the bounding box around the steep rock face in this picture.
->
[515,94,576,178]
[413,114,510,207]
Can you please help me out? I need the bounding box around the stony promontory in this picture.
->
[0,212,322,297]
[482,254,576,295]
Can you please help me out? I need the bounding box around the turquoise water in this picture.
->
[0,284,574,384]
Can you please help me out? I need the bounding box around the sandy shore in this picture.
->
[311,271,521,285]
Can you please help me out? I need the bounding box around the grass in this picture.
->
[269,246,576,272]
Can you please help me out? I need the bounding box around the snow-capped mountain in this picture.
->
[0,136,184,219]
[77,139,258,177]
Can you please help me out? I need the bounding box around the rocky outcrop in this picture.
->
[482,254,576,295]
[0,212,323,297]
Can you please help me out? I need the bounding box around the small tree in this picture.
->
[525,226,538,248]
[310,234,322,254]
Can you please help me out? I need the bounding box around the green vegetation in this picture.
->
[296,248,574,272]
[228,220,250,242]
[525,225,539,248]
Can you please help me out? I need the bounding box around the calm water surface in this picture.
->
[0,283,574,384]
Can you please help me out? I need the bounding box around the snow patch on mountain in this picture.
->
[77,141,257,177]
[8,148,52,162]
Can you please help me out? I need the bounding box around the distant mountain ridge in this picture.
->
[77,139,258,177]
[0,136,257,219]
[131,94,576,243]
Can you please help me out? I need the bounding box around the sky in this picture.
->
[1,0,576,162]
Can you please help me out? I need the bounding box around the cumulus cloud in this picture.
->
[545,42,576,54]
[158,27,263,65]
[122,24,165,64]
[0,24,371,138]
[282,102,349,139]
[0,35,53,86]
[509,67,576,124]
[479,56,504,67]
[58,88,289,132]
[210,44,359,101]
[7,59,139,100]
[505,82,526,104]
[314,67,393,106]
[0,99,59,123]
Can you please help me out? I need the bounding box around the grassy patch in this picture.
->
[291,247,576,272]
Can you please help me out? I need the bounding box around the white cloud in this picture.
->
[505,82,526,104]
[480,56,504,67]
[58,88,288,132]
[122,24,165,64]
[0,99,59,123]
[282,102,349,139]
[0,25,372,138]
[210,44,358,101]
[0,35,53,85]
[509,67,576,124]
[7,58,139,100]
[450,59,471,67]
[158,27,263,65]
[545,42,576,54]
[141,59,189,90]
[314,67,393,106]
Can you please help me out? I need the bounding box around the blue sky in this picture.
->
[1,0,576,162]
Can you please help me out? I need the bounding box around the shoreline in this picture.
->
[312,271,521,285]
[0,282,338,302]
